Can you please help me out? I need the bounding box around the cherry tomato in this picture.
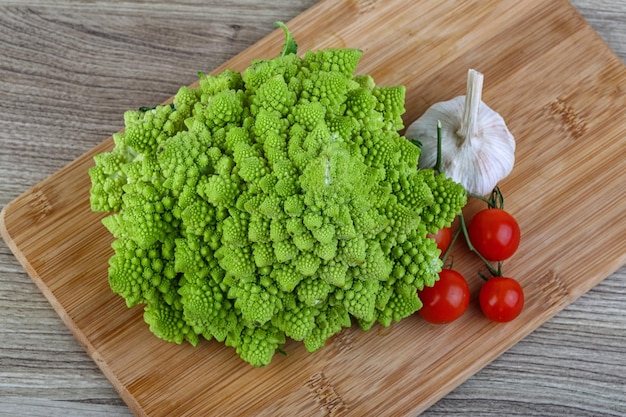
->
[427,227,453,256]
[468,208,520,261]
[479,277,524,322]
[417,269,470,324]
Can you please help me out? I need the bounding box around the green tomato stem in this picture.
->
[468,193,490,204]
[458,212,501,278]
[468,185,505,209]
[441,225,462,265]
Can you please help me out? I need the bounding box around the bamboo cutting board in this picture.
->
[1,0,625,416]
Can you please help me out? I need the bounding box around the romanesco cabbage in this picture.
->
[89,22,466,367]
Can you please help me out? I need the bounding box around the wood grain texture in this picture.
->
[1,1,625,416]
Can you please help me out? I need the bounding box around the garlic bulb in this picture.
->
[406,69,515,196]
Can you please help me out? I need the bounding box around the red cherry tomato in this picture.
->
[427,227,453,256]
[479,277,524,322]
[417,269,470,324]
[468,208,520,261]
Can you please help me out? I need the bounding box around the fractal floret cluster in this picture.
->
[89,23,466,366]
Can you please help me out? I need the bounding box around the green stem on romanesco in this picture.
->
[275,21,298,57]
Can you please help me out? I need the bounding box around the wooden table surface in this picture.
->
[0,1,624,416]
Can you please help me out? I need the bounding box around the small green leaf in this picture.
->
[275,21,297,57]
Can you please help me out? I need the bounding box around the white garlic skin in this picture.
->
[406,96,516,196]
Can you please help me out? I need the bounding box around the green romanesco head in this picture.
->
[89,22,467,367]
